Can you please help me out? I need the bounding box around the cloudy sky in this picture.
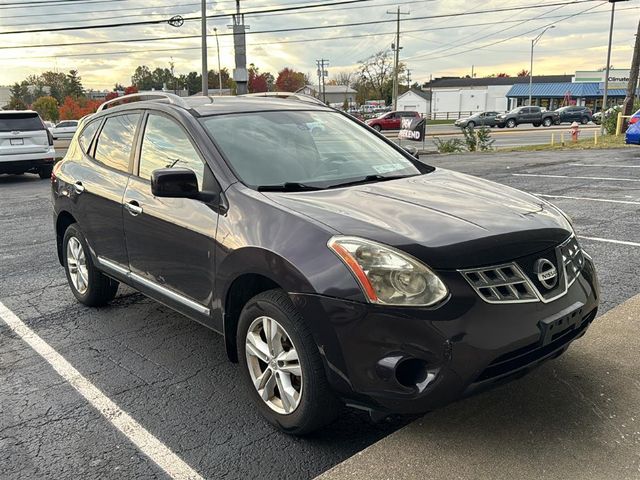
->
[0,0,638,90]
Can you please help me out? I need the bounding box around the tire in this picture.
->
[62,224,119,307]
[581,116,589,125]
[237,289,341,435]
[506,119,516,128]
[542,118,552,127]
[498,124,505,129]
[373,124,382,132]
[38,166,53,179]
[533,123,540,128]
[467,121,475,129]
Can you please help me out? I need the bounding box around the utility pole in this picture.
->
[214,27,223,95]
[316,59,329,103]
[622,18,640,117]
[406,69,411,89]
[387,7,410,111]
[231,0,248,95]
[200,0,208,96]
[529,25,555,107]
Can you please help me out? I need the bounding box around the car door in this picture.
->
[122,112,219,316]
[485,112,499,126]
[71,113,140,268]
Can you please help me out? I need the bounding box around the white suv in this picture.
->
[0,110,56,179]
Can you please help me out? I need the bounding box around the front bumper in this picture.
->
[290,256,599,414]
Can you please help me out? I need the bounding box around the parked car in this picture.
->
[52,92,599,435]
[624,108,640,145]
[366,110,421,131]
[496,106,559,128]
[554,106,592,124]
[49,119,79,140]
[0,110,56,178]
[454,111,500,129]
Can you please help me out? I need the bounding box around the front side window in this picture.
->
[138,114,205,188]
[94,113,140,172]
[201,110,424,189]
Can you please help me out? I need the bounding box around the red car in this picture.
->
[366,111,421,131]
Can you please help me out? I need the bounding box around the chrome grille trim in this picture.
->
[460,263,539,304]
[461,235,585,305]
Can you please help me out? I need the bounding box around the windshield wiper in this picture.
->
[326,174,417,189]
[257,182,324,192]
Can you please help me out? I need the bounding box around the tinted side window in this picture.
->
[530,107,541,113]
[94,114,140,172]
[78,121,100,154]
[139,114,204,188]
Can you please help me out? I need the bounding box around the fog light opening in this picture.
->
[395,358,429,388]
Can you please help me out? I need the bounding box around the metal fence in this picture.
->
[428,111,476,120]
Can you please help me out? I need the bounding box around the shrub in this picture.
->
[434,137,465,153]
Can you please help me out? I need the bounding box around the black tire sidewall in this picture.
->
[237,291,334,434]
[373,124,382,131]
[62,224,109,305]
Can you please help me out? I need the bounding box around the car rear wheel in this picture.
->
[533,123,540,127]
[506,119,516,128]
[237,289,340,435]
[63,224,119,306]
[542,118,552,127]
[581,116,589,125]
[38,166,53,179]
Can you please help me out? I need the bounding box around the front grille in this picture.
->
[560,236,585,286]
[460,263,538,304]
[461,235,585,305]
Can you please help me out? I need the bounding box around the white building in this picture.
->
[297,85,357,105]
[423,75,573,119]
[396,89,431,116]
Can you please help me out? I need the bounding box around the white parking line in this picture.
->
[569,163,640,168]
[0,301,204,480]
[537,194,640,205]
[578,236,640,248]
[513,173,640,182]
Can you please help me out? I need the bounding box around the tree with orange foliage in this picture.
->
[275,68,306,92]
[105,91,119,101]
[58,96,102,120]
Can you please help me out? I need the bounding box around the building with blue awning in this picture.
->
[506,82,634,111]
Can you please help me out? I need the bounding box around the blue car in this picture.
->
[625,108,640,145]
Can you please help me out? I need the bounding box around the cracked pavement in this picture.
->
[1,148,639,479]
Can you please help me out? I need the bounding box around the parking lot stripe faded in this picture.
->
[513,173,640,182]
[537,194,640,205]
[577,236,640,248]
[569,163,640,168]
[0,301,204,480]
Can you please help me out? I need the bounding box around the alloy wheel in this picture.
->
[66,236,89,294]
[245,316,303,415]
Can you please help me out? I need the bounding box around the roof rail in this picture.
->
[241,92,327,106]
[96,92,190,112]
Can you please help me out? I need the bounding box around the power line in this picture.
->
[6,6,633,61]
[0,0,378,35]
[0,0,127,10]
[0,0,602,47]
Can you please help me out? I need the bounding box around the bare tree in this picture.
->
[334,72,354,87]
[358,50,395,100]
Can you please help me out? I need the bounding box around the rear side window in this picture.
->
[94,114,140,172]
[78,121,100,154]
[138,114,204,188]
[0,112,44,132]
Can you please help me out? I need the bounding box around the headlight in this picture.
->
[327,236,448,306]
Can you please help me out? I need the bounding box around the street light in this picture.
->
[529,25,555,107]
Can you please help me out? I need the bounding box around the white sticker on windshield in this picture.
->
[373,163,405,174]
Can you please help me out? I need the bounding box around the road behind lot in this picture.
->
[1,148,639,479]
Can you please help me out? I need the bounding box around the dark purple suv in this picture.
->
[52,93,599,434]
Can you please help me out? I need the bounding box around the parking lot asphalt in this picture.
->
[1,147,639,479]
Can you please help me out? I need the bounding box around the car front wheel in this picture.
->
[63,224,119,306]
[506,119,516,128]
[581,116,589,125]
[237,289,340,435]
[372,124,382,132]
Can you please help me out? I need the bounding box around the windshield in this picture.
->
[0,112,44,132]
[201,111,423,189]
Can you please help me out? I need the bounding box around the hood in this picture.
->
[263,168,572,269]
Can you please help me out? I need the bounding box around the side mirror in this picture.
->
[151,168,199,199]
[403,146,419,159]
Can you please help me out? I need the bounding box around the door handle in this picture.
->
[73,181,85,194]
[124,201,143,216]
